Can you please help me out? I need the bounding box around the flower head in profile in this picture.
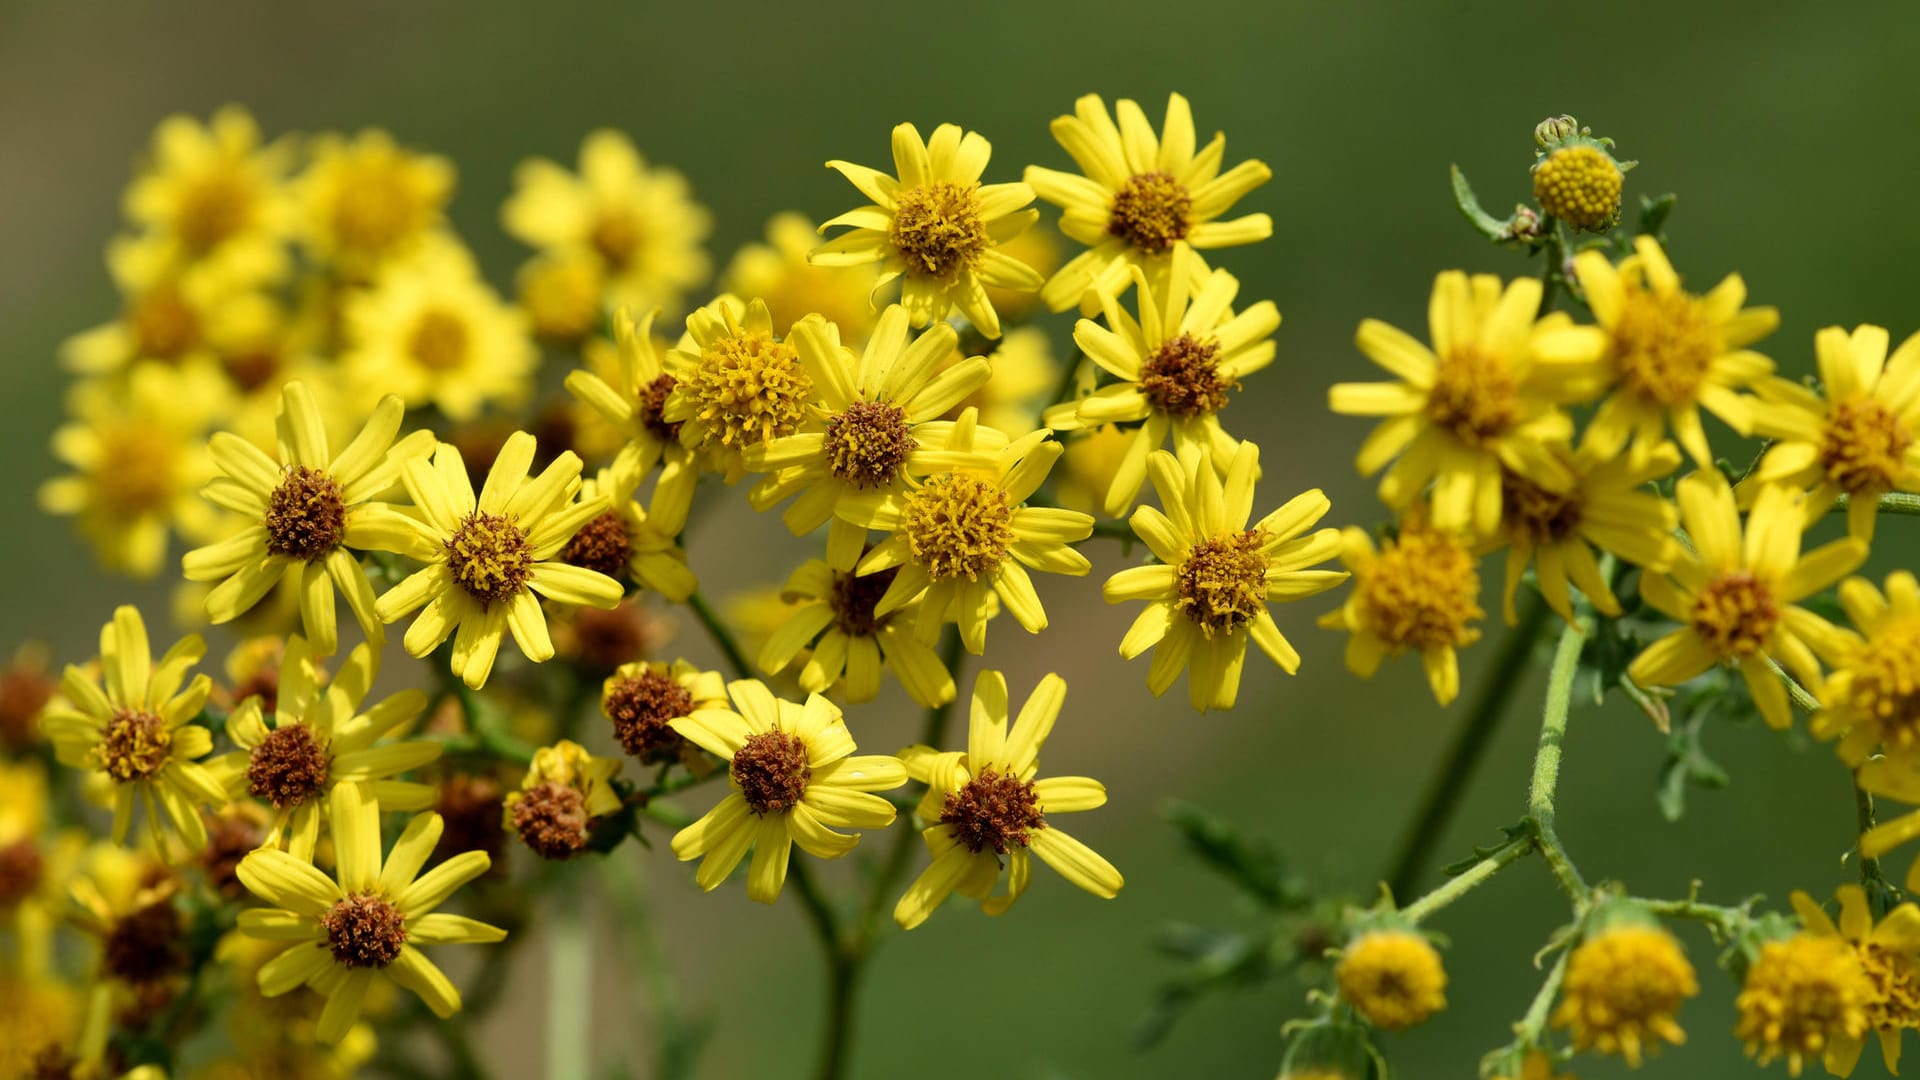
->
[669,680,905,903]
[558,461,696,602]
[837,408,1092,655]
[205,638,436,861]
[1026,93,1272,313]
[503,740,622,861]
[1552,921,1698,1066]
[1737,927,1874,1076]
[1318,518,1484,706]
[664,296,820,483]
[600,659,724,766]
[183,381,435,656]
[1787,885,1920,1076]
[1048,246,1279,516]
[1746,324,1920,541]
[565,307,701,527]
[759,556,956,709]
[235,783,505,1044]
[721,211,881,340]
[297,128,454,277]
[1812,572,1920,766]
[503,129,712,318]
[1336,929,1447,1030]
[1571,235,1779,466]
[894,671,1120,929]
[120,104,295,288]
[1331,271,1604,537]
[373,433,625,689]
[1105,445,1345,711]
[814,122,1042,338]
[40,607,225,853]
[1627,472,1864,731]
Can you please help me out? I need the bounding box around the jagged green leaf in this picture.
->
[1450,164,1511,242]
[1162,799,1306,909]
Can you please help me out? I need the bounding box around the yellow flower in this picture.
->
[120,104,295,289]
[0,970,83,1080]
[1025,92,1272,313]
[565,307,702,525]
[210,932,379,1080]
[204,638,436,861]
[1105,445,1345,711]
[1746,324,1920,541]
[182,381,434,656]
[1571,235,1779,466]
[894,671,1120,928]
[1048,247,1279,516]
[60,257,246,376]
[1737,930,1874,1076]
[40,607,225,852]
[1053,424,1133,516]
[502,129,712,317]
[1331,271,1605,538]
[1494,1051,1574,1080]
[341,239,535,422]
[759,556,957,708]
[946,325,1059,438]
[1552,923,1698,1066]
[516,251,605,344]
[1627,472,1865,731]
[1491,437,1683,623]
[557,461,696,602]
[984,221,1062,324]
[837,409,1092,655]
[815,121,1042,338]
[721,211,881,341]
[669,679,905,903]
[601,659,725,765]
[372,432,625,689]
[1789,885,1920,1076]
[664,295,820,483]
[1336,929,1447,1030]
[40,363,223,577]
[235,783,506,1044]
[298,128,454,276]
[746,304,994,564]
[1532,144,1623,232]
[1808,572,1920,766]
[1318,520,1484,706]
[503,740,622,860]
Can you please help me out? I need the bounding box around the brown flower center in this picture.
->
[246,724,332,808]
[1501,470,1583,543]
[200,811,265,900]
[830,565,899,637]
[130,285,201,361]
[902,473,1016,581]
[941,767,1045,854]
[824,401,917,489]
[0,838,43,906]
[889,181,988,281]
[446,511,533,608]
[1140,334,1234,419]
[637,372,682,443]
[561,511,632,582]
[1842,616,1920,754]
[590,209,643,268]
[1690,570,1779,658]
[94,709,172,783]
[323,894,408,968]
[0,665,55,754]
[408,308,471,372]
[104,900,186,983]
[436,774,507,870]
[1428,346,1521,447]
[604,670,693,764]
[1822,396,1912,495]
[1611,284,1720,407]
[510,781,592,860]
[1176,530,1271,637]
[1108,170,1192,255]
[264,465,347,561]
[732,730,811,815]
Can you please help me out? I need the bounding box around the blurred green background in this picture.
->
[5,1,1919,1077]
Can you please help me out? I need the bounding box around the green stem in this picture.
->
[1387,595,1548,900]
[1399,828,1535,924]
[1633,896,1747,937]
[1529,618,1590,903]
[546,887,590,1080]
[788,859,855,1080]
[1514,948,1570,1047]
[1538,218,1567,313]
[686,589,752,679]
[1855,778,1895,905]
[1831,491,1920,517]
[1087,518,1136,542]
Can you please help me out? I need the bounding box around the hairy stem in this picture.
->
[1529,618,1590,903]
[1400,827,1535,924]
[1831,491,1920,517]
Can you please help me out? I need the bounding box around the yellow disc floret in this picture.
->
[1737,932,1874,1075]
[901,473,1016,581]
[1552,924,1698,1066]
[678,328,812,451]
[1336,930,1448,1031]
[889,180,988,281]
[1533,145,1623,232]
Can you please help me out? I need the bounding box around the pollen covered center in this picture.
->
[941,766,1045,854]
[408,308,472,372]
[323,894,408,969]
[1500,470,1583,542]
[96,426,178,517]
[637,372,681,443]
[1690,570,1778,658]
[732,730,811,816]
[246,723,332,808]
[510,781,591,859]
[1141,334,1234,419]
[560,510,632,581]
[889,181,988,281]
[1357,529,1482,652]
[824,401,916,489]
[1176,530,1270,637]
[902,473,1016,581]
[1843,617,1920,753]
[605,670,693,764]
[830,565,899,637]
[95,709,172,783]
[1427,346,1521,447]
[265,465,347,560]
[682,332,812,451]
[1108,170,1192,255]
[446,511,534,608]
[1611,285,1720,407]
[1822,396,1912,494]
[1532,145,1623,232]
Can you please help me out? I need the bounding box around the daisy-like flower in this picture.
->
[1025,93,1271,314]
[1336,929,1448,1030]
[1787,885,1920,1076]
[1104,445,1345,711]
[234,783,505,1044]
[1490,436,1684,623]
[59,254,244,375]
[1810,572,1920,766]
[502,129,712,317]
[39,607,225,852]
[894,671,1121,928]
[1626,472,1865,731]
[204,638,436,861]
[1746,324,1920,541]
[1737,929,1874,1076]
[120,104,295,289]
[600,659,724,766]
[565,307,701,528]
[664,295,820,483]
[1553,922,1699,1066]
[1318,519,1485,706]
[372,432,625,689]
[814,121,1043,338]
[720,211,881,340]
[746,304,994,565]
[182,381,435,656]
[759,556,957,708]
[297,128,455,277]
[1331,271,1605,538]
[557,459,695,602]
[1047,247,1279,516]
[502,740,622,860]
[1571,235,1779,466]
[669,679,905,903]
[39,362,223,578]
[341,240,536,422]
[837,408,1093,654]
[517,251,605,344]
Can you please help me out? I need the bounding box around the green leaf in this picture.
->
[1162,799,1305,909]
[1440,819,1534,877]
[1450,165,1512,242]
[1638,193,1677,239]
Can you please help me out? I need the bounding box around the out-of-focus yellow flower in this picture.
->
[209,930,379,1080]
[60,258,251,377]
[1336,929,1447,1030]
[1053,424,1131,516]
[503,129,711,318]
[760,556,956,708]
[559,460,695,602]
[565,308,700,525]
[119,105,295,290]
[1553,922,1697,1066]
[721,211,880,341]
[894,671,1119,928]
[670,680,904,903]
[1737,929,1874,1076]
[0,968,84,1079]
[516,251,605,344]
[948,325,1059,439]
[664,295,820,483]
[0,642,57,754]
[1788,885,1920,1076]
[298,128,454,277]
[1026,93,1270,314]
[983,221,1061,324]
[503,740,622,860]
[1814,572,1920,767]
[815,122,1042,339]
[1318,520,1484,706]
